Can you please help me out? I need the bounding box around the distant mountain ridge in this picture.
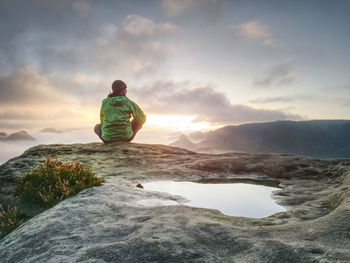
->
[40,128,62,133]
[170,120,350,158]
[169,135,197,149]
[0,130,35,141]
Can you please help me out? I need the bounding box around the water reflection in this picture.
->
[142,181,286,218]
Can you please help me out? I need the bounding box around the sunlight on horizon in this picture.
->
[145,114,220,132]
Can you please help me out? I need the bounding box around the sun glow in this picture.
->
[146,114,216,131]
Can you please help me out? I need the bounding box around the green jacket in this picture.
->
[100,96,146,142]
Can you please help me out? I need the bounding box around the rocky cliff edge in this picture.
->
[0,142,350,262]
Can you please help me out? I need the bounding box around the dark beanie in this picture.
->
[111,80,127,94]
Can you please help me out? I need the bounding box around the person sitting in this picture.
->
[94,80,146,143]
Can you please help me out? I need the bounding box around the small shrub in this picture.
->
[0,204,25,239]
[16,157,104,207]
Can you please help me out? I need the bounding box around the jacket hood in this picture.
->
[105,96,129,106]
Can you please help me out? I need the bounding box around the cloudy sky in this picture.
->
[1,0,350,141]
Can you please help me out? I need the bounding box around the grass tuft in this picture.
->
[15,157,104,207]
[0,204,25,239]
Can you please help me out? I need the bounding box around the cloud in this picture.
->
[250,95,313,104]
[250,97,297,104]
[263,38,285,48]
[0,1,103,73]
[95,16,177,77]
[71,0,91,14]
[134,81,302,124]
[120,15,177,37]
[336,84,350,90]
[47,73,107,103]
[162,0,219,17]
[233,20,283,48]
[0,110,42,120]
[234,20,271,39]
[0,68,95,130]
[6,13,176,92]
[0,109,90,130]
[263,38,278,48]
[0,1,176,78]
[254,59,295,87]
[0,120,37,130]
[0,13,178,108]
[0,68,70,105]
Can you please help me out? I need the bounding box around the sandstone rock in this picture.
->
[0,142,350,262]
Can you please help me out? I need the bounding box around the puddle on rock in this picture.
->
[140,180,286,218]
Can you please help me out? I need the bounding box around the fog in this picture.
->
[0,126,182,165]
[0,131,97,165]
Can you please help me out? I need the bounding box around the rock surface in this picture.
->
[0,142,350,262]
